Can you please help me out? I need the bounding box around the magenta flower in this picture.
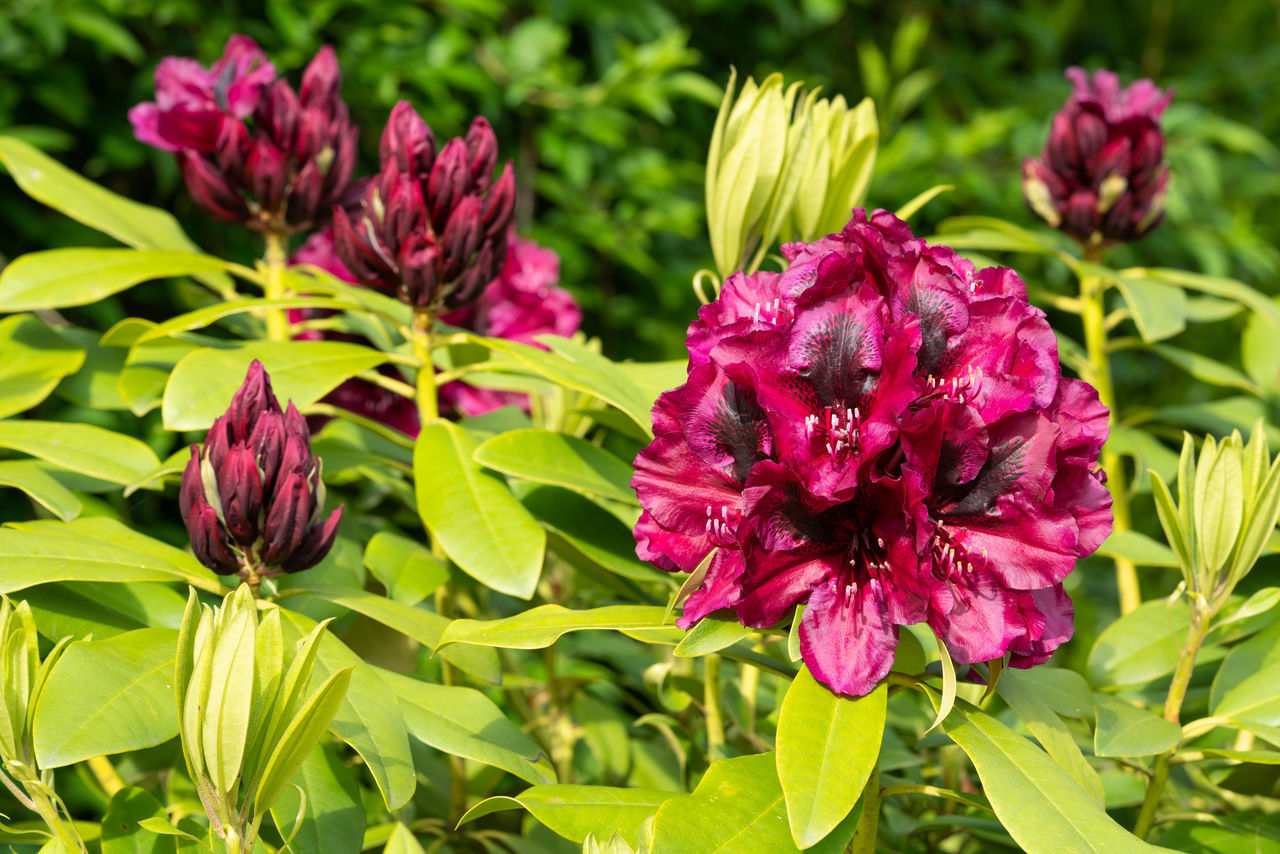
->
[289,228,580,430]
[633,209,1111,696]
[1023,67,1173,244]
[179,361,343,583]
[332,101,515,310]
[131,36,357,232]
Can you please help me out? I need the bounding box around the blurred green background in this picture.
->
[2,0,1276,362]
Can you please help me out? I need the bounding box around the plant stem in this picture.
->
[850,762,881,854]
[543,647,576,783]
[262,231,290,342]
[434,587,469,825]
[87,755,125,798]
[1133,610,1209,839]
[412,307,439,425]
[1079,243,1140,613]
[22,778,86,853]
[703,655,725,755]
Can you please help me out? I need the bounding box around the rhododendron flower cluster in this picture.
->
[1022,67,1172,244]
[289,227,580,430]
[130,35,357,231]
[332,101,515,311]
[633,209,1112,696]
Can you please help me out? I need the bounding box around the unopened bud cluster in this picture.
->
[180,360,341,583]
[1023,67,1172,245]
[130,36,357,232]
[332,100,516,310]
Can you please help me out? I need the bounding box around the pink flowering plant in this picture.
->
[0,23,1277,854]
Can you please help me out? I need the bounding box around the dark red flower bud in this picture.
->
[258,79,301,151]
[384,176,428,247]
[281,506,343,573]
[189,503,240,574]
[179,152,250,222]
[260,469,313,566]
[464,116,498,189]
[247,140,288,214]
[426,138,470,232]
[217,444,263,545]
[249,410,286,492]
[399,233,442,307]
[440,195,484,282]
[178,446,205,521]
[299,46,341,111]
[482,163,516,240]
[204,414,233,469]
[380,100,436,175]
[228,360,281,439]
[332,206,396,289]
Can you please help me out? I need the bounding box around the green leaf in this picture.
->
[0,420,160,486]
[361,532,449,606]
[33,628,178,768]
[0,527,194,593]
[1149,344,1260,394]
[0,249,231,311]
[255,666,352,813]
[673,616,751,658]
[944,704,1176,853]
[933,216,1067,256]
[290,585,499,684]
[520,485,662,583]
[1150,472,1192,575]
[1093,695,1181,757]
[100,786,168,854]
[474,429,638,505]
[649,752,859,854]
[1194,437,1244,576]
[134,296,361,345]
[163,341,390,430]
[383,823,427,854]
[439,605,669,650]
[203,601,256,794]
[1125,267,1280,329]
[1095,530,1181,568]
[460,786,676,848]
[1088,599,1189,687]
[1002,667,1093,719]
[414,420,545,599]
[1155,821,1280,853]
[0,314,85,418]
[279,610,415,811]
[0,461,82,521]
[998,669,1104,803]
[1111,276,1188,343]
[926,633,957,734]
[381,669,556,785]
[776,667,884,848]
[270,746,364,854]
[1212,623,1280,726]
[895,184,953,222]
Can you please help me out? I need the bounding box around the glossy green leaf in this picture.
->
[33,628,178,768]
[944,704,1176,853]
[1150,344,1260,394]
[474,429,638,505]
[895,183,954,221]
[279,610,415,811]
[1154,821,1280,853]
[934,215,1066,256]
[1111,276,1188,343]
[927,633,957,734]
[1126,267,1280,329]
[0,461,82,521]
[163,341,390,430]
[381,669,556,785]
[1195,437,1243,576]
[460,785,675,847]
[203,602,256,794]
[1088,599,1190,687]
[0,528,193,593]
[383,823,427,854]
[1093,695,1181,757]
[0,248,231,311]
[998,669,1104,803]
[100,786,167,854]
[1095,530,1180,568]
[270,746,364,854]
[649,752,860,854]
[255,666,352,812]
[1212,621,1280,726]
[361,532,449,606]
[673,616,751,658]
[520,485,662,582]
[134,296,358,345]
[414,420,545,599]
[1001,666,1093,718]
[776,667,884,848]
[439,605,669,650]
[0,314,85,418]
[0,420,160,486]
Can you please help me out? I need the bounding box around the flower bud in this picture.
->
[179,360,342,584]
[427,138,470,231]
[380,99,436,175]
[179,151,250,222]
[1023,67,1172,244]
[465,116,498,188]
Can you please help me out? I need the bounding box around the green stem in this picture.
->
[25,783,86,853]
[704,655,725,756]
[1079,243,1140,614]
[262,231,290,342]
[543,647,577,783]
[850,763,881,854]
[739,655,760,738]
[435,587,469,825]
[413,307,439,425]
[1133,610,1209,839]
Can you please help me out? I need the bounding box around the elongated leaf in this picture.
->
[1093,695,1181,757]
[895,183,953,222]
[0,461,82,521]
[0,420,160,486]
[33,628,178,768]
[0,314,85,418]
[1126,267,1280,329]
[1088,599,1190,687]
[520,485,662,582]
[1111,276,1188,343]
[474,429,638,505]
[777,667,884,848]
[163,341,390,430]
[998,669,1104,803]
[414,420,545,599]
[674,617,751,658]
[278,610,415,810]
[270,746,364,854]
[0,528,193,592]
[459,786,676,847]
[361,532,449,606]
[0,248,231,311]
[439,605,669,650]
[1150,344,1260,394]
[1095,529,1180,568]
[203,602,256,794]
[255,667,352,812]
[944,704,1175,853]
[134,296,359,345]
[381,670,555,785]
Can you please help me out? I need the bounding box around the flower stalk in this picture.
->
[413,307,439,424]
[704,655,725,754]
[263,231,290,341]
